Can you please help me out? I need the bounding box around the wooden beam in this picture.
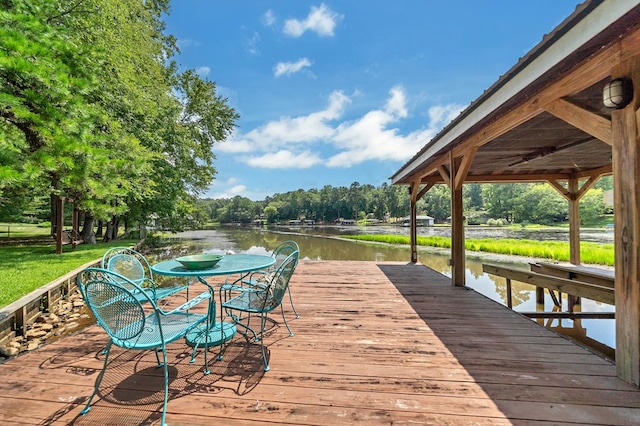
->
[544,98,612,145]
[482,263,615,305]
[547,180,570,201]
[416,182,434,201]
[521,312,614,319]
[568,177,580,265]
[55,196,64,255]
[450,151,465,286]
[575,175,599,200]
[454,146,478,190]
[410,181,419,263]
[437,165,450,186]
[575,164,613,179]
[613,56,640,386]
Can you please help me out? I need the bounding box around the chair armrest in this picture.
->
[241,271,273,288]
[161,291,211,315]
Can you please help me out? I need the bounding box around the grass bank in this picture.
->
[344,234,614,266]
[0,240,137,308]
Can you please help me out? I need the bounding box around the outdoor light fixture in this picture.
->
[603,78,633,109]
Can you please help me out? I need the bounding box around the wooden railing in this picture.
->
[482,262,615,319]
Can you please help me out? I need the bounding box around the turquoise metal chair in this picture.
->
[102,247,188,304]
[77,267,212,426]
[241,240,300,321]
[221,251,299,371]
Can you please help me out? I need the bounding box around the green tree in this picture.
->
[264,204,278,223]
[482,183,526,222]
[580,188,606,225]
[1,0,238,241]
[513,184,566,224]
[0,0,107,228]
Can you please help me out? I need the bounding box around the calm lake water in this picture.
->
[169,225,615,361]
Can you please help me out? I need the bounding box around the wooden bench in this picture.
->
[51,230,84,246]
[529,262,614,289]
[482,263,615,318]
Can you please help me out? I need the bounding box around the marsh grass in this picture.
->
[344,234,614,266]
[0,240,137,308]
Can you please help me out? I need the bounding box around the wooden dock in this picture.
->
[1,260,639,425]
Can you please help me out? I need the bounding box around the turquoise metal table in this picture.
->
[151,254,275,365]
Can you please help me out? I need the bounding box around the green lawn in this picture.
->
[0,240,137,308]
[0,222,50,239]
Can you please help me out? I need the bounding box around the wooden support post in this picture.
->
[613,57,640,386]
[409,182,418,263]
[450,152,465,286]
[506,278,512,309]
[568,177,581,309]
[55,196,64,255]
[536,287,545,304]
[72,204,79,250]
[568,177,581,265]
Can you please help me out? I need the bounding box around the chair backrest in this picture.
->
[102,247,152,287]
[82,276,149,345]
[272,240,300,269]
[261,251,299,312]
[77,267,146,301]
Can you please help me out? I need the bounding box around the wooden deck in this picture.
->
[1,261,639,425]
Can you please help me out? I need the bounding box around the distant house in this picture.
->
[288,219,301,225]
[402,215,434,227]
[335,218,356,225]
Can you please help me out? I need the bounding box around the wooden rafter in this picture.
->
[544,98,612,145]
[454,147,478,189]
[437,165,451,186]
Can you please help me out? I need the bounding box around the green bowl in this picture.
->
[175,254,223,270]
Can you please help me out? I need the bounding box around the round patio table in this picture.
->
[151,254,275,351]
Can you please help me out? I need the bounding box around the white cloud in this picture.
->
[245,150,322,168]
[218,137,254,153]
[274,58,312,77]
[212,184,247,199]
[219,86,463,171]
[219,90,350,154]
[327,89,463,167]
[283,4,342,37]
[195,66,210,77]
[247,32,261,55]
[262,9,276,26]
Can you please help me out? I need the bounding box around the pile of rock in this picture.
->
[0,290,93,361]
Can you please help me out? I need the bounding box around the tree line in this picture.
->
[1,0,238,242]
[198,177,613,227]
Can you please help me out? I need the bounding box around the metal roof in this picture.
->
[391,0,640,186]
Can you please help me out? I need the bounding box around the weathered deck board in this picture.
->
[0,260,639,425]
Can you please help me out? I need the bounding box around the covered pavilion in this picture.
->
[391,0,640,386]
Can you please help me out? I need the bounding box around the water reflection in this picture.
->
[175,227,614,360]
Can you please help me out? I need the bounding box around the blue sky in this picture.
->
[163,1,582,200]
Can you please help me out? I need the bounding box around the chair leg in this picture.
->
[280,306,293,337]
[229,310,258,341]
[160,348,170,426]
[280,304,293,336]
[258,314,270,372]
[287,287,299,319]
[154,347,163,368]
[81,341,113,416]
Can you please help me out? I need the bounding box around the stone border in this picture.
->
[0,258,101,349]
